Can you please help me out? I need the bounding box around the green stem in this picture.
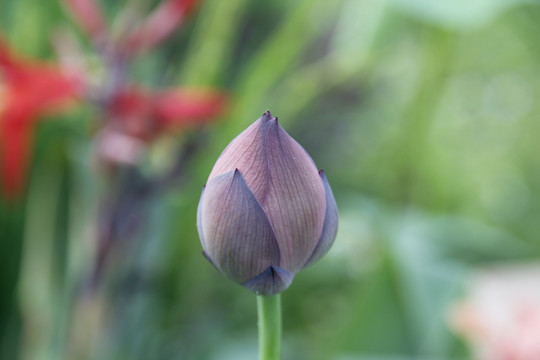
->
[257,294,282,360]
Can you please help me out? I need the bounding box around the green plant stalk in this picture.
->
[257,294,282,360]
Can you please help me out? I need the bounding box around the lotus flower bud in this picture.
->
[197,111,338,295]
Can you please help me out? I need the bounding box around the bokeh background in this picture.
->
[2,0,540,359]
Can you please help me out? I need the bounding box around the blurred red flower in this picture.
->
[0,0,228,198]
[64,0,228,140]
[109,87,227,140]
[64,0,228,165]
[94,86,227,167]
[0,38,82,199]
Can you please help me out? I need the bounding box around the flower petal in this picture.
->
[0,37,79,199]
[242,266,294,296]
[262,115,326,272]
[303,170,338,268]
[199,169,280,284]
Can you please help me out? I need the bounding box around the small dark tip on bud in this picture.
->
[231,168,245,183]
[319,169,325,175]
[261,110,277,123]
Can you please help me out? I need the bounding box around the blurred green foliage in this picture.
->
[2,0,540,359]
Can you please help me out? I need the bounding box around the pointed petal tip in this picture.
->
[261,110,277,123]
[232,168,243,180]
[242,266,294,296]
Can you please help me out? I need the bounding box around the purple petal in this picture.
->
[263,118,326,272]
[199,169,281,284]
[303,170,338,268]
[242,265,294,296]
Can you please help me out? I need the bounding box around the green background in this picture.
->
[1,0,540,359]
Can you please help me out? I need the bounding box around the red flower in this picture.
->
[63,0,228,148]
[0,38,81,199]
[63,0,228,166]
[62,0,227,142]
[109,86,227,140]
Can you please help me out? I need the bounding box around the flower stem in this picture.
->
[257,294,282,360]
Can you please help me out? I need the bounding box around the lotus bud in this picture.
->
[197,111,338,295]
